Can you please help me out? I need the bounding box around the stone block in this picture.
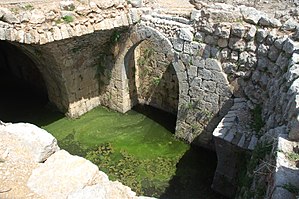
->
[187,65,197,78]
[239,6,264,25]
[246,41,257,52]
[205,58,222,72]
[228,37,246,51]
[213,127,228,138]
[268,45,280,62]
[283,38,299,54]
[52,26,62,40]
[231,23,246,38]
[179,28,193,42]
[46,31,54,43]
[256,29,268,43]
[190,10,201,21]
[276,53,290,71]
[281,18,299,31]
[60,0,75,11]
[245,25,256,41]
[202,80,216,92]
[274,36,287,50]
[204,92,219,103]
[258,16,282,28]
[288,115,299,141]
[218,38,228,48]
[214,24,231,39]
[0,28,5,40]
[204,35,218,45]
[257,44,269,57]
[194,32,205,42]
[30,9,46,24]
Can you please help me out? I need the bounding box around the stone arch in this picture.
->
[115,24,184,133]
[114,24,183,129]
[0,41,68,113]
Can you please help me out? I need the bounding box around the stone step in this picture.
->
[141,15,190,28]
[212,98,258,151]
[248,135,258,150]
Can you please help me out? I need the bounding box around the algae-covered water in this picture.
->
[0,73,225,198]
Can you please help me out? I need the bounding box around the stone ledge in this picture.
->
[212,98,257,151]
[269,134,299,199]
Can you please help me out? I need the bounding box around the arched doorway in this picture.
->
[122,27,179,132]
[0,41,50,123]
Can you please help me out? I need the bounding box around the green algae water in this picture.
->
[0,72,225,199]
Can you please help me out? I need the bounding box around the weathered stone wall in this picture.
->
[134,40,179,114]
[135,3,299,148]
[1,0,299,149]
[0,1,133,116]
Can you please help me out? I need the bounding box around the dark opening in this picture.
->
[0,41,50,123]
[132,104,177,133]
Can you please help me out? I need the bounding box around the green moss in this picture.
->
[41,107,189,196]
[62,16,74,23]
[24,4,34,11]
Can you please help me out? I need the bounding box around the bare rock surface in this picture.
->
[0,122,45,198]
[0,121,151,198]
[0,122,59,163]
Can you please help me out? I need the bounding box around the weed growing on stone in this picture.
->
[287,151,299,162]
[110,31,121,44]
[10,7,19,14]
[62,16,74,23]
[152,77,161,86]
[24,4,34,11]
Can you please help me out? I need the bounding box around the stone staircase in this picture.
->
[213,98,258,151]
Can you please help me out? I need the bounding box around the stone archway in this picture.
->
[0,40,75,121]
[115,25,179,111]
[114,24,182,131]
[0,41,49,121]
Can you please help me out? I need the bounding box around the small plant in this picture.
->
[287,152,299,162]
[110,31,121,44]
[282,183,299,194]
[24,4,34,11]
[10,7,19,14]
[184,102,193,110]
[152,77,161,86]
[62,16,74,23]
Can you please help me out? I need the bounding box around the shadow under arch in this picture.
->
[0,41,64,125]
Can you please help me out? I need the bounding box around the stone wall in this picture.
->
[1,0,299,151]
[134,40,179,114]
[0,1,133,116]
[135,3,299,149]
